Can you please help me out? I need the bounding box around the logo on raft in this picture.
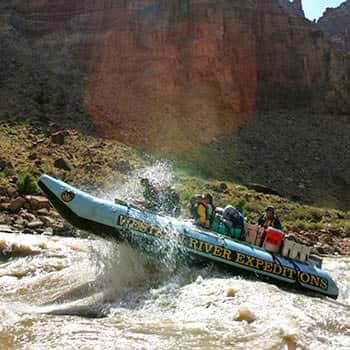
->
[117,215,169,238]
[61,190,75,203]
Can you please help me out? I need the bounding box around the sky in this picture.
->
[302,0,345,20]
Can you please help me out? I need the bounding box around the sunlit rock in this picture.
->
[0,239,9,253]
[282,331,297,350]
[226,287,237,298]
[195,275,204,284]
[234,306,256,323]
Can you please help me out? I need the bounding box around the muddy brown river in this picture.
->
[0,229,349,350]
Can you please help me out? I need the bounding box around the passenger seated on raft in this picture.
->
[140,178,161,211]
[257,206,282,230]
[162,186,181,218]
[190,193,214,229]
[210,205,244,239]
[222,205,245,236]
[139,178,181,217]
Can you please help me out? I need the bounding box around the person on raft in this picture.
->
[140,178,181,217]
[162,186,181,218]
[190,193,214,229]
[221,205,245,234]
[257,205,282,230]
[140,178,161,211]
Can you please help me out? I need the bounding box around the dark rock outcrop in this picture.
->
[318,0,350,52]
[51,132,66,145]
[245,183,281,196]
[277,0,305,17]
[257,0,350,114]
[54,157,73,171]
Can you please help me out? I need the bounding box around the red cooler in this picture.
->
[263,227,284,253]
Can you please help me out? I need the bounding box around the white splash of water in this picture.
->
[102,161,175,203]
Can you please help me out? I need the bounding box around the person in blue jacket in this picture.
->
[257,206,282,230]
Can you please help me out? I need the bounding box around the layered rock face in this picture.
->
[0,0,95,131]
[2,0,350,150]
[257,0,327,110]
[277,0,305,17]
[256,0,349,114]
[83,1,257,151]
[318,0,350,52]
[11,0,258,151]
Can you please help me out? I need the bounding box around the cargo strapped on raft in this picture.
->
[244,223,321,268]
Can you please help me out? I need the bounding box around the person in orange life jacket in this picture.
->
[194,193,214,229]
[257,206,282,230]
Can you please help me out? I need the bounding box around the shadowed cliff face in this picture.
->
[3,0,350,150]
[277,0,305,18]
[257,0,328,111]
[317,0,350,52]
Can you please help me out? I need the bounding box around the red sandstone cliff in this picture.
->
[13,1,257,150]
[83,1,257,150]
[3,0,350,150]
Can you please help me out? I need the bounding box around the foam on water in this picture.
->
[0,229,349,350]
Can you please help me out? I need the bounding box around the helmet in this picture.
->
[140,178,149,186]
[205,193,213,203]
[265,205,275,212]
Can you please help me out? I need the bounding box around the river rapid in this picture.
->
[0,228,349,350]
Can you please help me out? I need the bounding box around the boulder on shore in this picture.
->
[25,196,50,210]
[54,157,72,171]
[9,197,26,211]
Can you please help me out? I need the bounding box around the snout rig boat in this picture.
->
[38,174,339,299]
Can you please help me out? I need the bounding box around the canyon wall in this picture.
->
[1,0,350,150]
[277,0,305,17]
[318,0,350,52]
[83,1,257,151]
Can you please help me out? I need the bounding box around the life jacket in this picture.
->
[263,217,274,227]
[261,215,281,229]
[190,195,203,219]
[200,200,213,218]
[190,195,212,220]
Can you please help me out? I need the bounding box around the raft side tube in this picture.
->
[181,226,338,298]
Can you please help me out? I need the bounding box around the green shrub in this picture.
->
[235,198,247,216]
[287,219,306,231]
[306,222,323,230]
[181,190,192,202]
[16,173,39,195]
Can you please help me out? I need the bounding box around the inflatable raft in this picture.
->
[38,174,339,299]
